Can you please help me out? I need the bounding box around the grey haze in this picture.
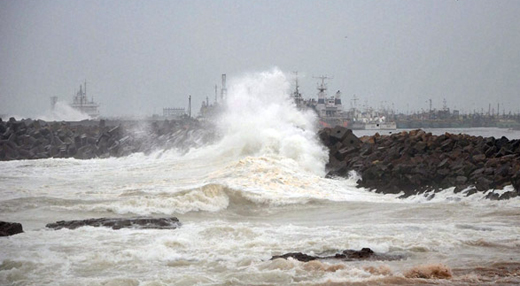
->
[1,0,519,118]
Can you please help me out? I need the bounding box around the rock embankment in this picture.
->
[0,117,215,160]
[320,126,520,199]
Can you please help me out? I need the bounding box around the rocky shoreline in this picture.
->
[2,118,519,199]
[320,126,520,199]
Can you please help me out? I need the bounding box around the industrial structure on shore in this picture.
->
[198,74,227,120]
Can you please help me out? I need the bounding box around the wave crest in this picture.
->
[214,69,328,176]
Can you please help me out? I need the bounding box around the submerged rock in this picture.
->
[271,248,402,262]
[46,217,181,230]
[271,252,318,262]
[0,221,24,237]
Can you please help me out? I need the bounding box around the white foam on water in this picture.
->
[1,70,520,285]
[2,210,518,285]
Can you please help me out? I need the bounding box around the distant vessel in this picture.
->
[349,105,397,130]
[351,120,397,130]
[71,81,100,118]
[313,76,350,128]
[292,74,396,130]
[293,75,349,128]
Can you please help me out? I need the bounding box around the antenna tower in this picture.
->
[221,74,227,101]
[313,75,333,92]
[351,94,359,109]
[50,96,58,110]
[214,84,218,103]
[188,95,192,118]
[293,71,300,93]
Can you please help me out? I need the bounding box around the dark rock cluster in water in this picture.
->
[0,221,24,237]
[0,117,216,160]
[46,217,181,230]
[271,248,402,262]
[320,126,520,199]
[1,217,180,237]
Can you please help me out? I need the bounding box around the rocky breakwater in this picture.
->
[320,126,520,199]
[0,117,216,161]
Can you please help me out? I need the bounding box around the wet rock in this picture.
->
[319,127,520,200]
[329,126,349,143]
[271,252,318,262]
[46,217,181,230]
[476,177,493,192]
[271,248,402,262]
[0,221,24,237]
[499,191,518,200]
[455,176,467,185]
[512,172,520,191]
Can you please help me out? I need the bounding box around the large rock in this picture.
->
[46,217,181,230]
[0,221,24,237]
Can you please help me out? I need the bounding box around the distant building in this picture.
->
[163,107,185,119]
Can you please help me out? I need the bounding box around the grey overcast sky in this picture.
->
[1,0,520,118]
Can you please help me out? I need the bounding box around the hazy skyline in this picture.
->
[1,0,520,119]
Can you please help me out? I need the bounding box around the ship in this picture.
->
[292,74,396,130]
[349,106,397,130]
[71,81,100,118]
[293,75,349,128]
[350,119,397,130]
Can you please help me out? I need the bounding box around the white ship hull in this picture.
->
[352,121,397,130]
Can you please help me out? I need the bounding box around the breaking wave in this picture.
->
[212,68,328,176]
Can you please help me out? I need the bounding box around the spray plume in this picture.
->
[214,68,328,175]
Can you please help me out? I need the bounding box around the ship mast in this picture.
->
[313,76,333,104]
[292,71,303,107]
[221,74,227,101]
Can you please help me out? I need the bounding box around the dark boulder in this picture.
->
[0,221,24,237]
[46,217,181,230]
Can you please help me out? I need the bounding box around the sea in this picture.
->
[1,70,520,285]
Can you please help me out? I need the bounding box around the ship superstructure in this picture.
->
[292,75,348,127]
[314,76,346,123]
[292,74,395,129]
[71,81,100,118]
